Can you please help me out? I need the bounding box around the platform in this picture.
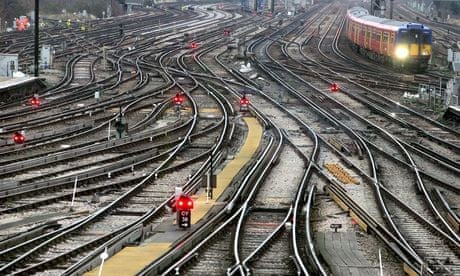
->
[316,232,380,275]
[443,105,460,123]
[85,117,263,276]
[0,77,45,103]
[84,243,171,276]
[0,77,39,91]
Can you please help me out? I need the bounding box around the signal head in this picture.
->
[13,132,25,144]
[330,83,339,92]
[176,194,193,210]
[30,96,41,107]
[173,93,184,105]
[240,96,249,105]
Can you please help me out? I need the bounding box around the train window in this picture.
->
[383,32,388,42]
[398,30,409,43]
[422,32,432,44]
[403,29,424,43]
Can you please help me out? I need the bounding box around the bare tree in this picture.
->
[0,0,123,23]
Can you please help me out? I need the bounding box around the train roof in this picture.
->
[347,7,430,32]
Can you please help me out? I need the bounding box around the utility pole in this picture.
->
[107,0,112,18]
[371,0,386,17]
[390,0,394,19]
[34,0,39,77]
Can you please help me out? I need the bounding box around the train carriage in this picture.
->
[346,7,432,72]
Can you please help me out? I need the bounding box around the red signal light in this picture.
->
[173,93,184,105]
[13,132,25,144]
[240,96,249,105]
[190,42,198,49]
[240,95,249,111]
[330,83,339,92]
[176,194,193,211]
[29,96,41,107]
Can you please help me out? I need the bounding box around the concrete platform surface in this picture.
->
[0,77,38,91]
[316,231,380,276]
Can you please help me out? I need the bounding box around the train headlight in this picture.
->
[421,50,430,56]
[395,46,409,59]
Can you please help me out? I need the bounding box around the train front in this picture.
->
[393,24,432,71]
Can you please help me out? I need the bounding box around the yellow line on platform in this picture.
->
[85,243,170,276]
[199,107,220,113]
[84,117,263,276]
[192,117,263,224]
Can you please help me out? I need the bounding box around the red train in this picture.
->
[346,7,432,71]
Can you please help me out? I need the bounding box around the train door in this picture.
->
[349,21,353,41]
[355,24,360,44]
[389,33,395,54]
[408,29,422,57]
[347,20,351,39]
[367,27,372,49]
[364,26,368,48]
[382,32,389,55]
[421,30,432,57]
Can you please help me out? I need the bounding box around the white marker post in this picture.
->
[207,150,214,202]
[70,176,78,211]
[206,172,210,203]
[107,121,111,141]
[98,247,109,276]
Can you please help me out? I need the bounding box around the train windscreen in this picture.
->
[422,31,432,44]
[398,29,429,44]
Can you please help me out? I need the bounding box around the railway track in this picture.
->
[0,3,458,276]
[264,5,457,271]
[0,5,242,274]
[217,7,458,274]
